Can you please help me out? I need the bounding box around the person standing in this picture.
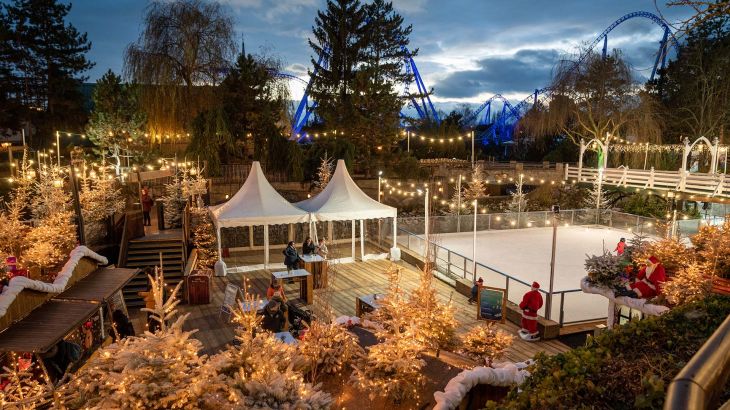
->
[614,238,626,256]
[141,187,154,227]
[283,241,300,273]
[518,281,543,341]
[316,237,329,259]
[302,237,316,255]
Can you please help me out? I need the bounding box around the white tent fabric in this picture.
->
[296,160,396,221]
[211,161,309,227]
[210,161,309,275]
[295,159,398,260]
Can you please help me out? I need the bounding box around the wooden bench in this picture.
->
[711,276,730,296]
[505,301,560,340]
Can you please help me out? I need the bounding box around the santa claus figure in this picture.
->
[518,281,543,341]
[624,256,666,299]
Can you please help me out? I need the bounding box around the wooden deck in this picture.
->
[140,259,570,362]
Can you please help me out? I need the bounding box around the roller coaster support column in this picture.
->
[534,89,538,106]
[651,28,669,81]
[602,35,608,59]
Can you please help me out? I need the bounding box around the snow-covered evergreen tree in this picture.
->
[161,174,186,228]
[353,264,426,403]
[584,174,610,210]
[79,164,125,245]
[0,149,34,262]
[182,167,208,206]
[408,263,458,353]
[507,175,528,214]
[464,164,488,203]
[24,166,76,274]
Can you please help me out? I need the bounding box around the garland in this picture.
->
[0,246,108,318]
[432,362,532,410]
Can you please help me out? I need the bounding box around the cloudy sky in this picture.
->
[65,0,694,108]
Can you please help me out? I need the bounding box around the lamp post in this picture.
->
[55,131,61,167]
[472,199,477,282]
[407,130,410,153]
[546,205,560,321]
[456,174,462,232]
[471,130,475,169]
[377,170,383,203]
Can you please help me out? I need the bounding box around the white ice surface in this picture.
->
[426,226,638,323]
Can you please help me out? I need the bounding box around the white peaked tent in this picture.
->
[210,161,309,274]
[296,159,398,260]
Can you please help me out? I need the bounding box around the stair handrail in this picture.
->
[664,313,730,410]
[117,210,145,268]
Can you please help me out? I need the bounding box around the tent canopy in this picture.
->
[296,159,396,221]
[211,161,310,228]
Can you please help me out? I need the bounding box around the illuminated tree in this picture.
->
[633,237,695,276]
[297,320,363,382]
[353,264,426,403]
[408,263,459,354]
[64,269,231,409]
[691,220,730,277]
[459,322,514,366]
[0,149,34,260]
[663,264,712,306]
[0,354,50,409]
[190,207,218,270]
[314,154,333,192]
[464,164,488,203]
[79,165,124,245]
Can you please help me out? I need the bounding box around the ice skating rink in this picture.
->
[428,226,637,322]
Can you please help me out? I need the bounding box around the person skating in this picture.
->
[614,237,626,256]
[518,282,543,341]
[468,277,483,304]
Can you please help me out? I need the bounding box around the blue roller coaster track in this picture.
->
[280,45,438,141]
[461,11,680,143]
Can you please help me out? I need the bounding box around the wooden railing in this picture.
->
[116,210,145,268]
[566,166,730,198]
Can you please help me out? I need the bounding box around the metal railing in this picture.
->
[393,209,704,326]
[664,313,730,410]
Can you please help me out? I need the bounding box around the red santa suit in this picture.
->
[519,282,543,335]
[630,256,666,298]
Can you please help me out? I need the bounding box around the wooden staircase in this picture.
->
[122,238,185,308]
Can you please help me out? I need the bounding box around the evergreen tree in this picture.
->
[86,70,146,175]
[584,175,610,210]
[314,153,333,191]
[2,0,93,146]
[507,175,528,214]
[464,164,488,203]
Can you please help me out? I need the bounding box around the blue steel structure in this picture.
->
[461,11,679,144]
[281,45,437,141]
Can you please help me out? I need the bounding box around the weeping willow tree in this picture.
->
[124,0,236,141]
[519,48,664,156]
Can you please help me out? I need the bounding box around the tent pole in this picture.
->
[216,227,223,263]
[264,224,269,267]
[248,226,254,249]
[351,220,356,260]
[360,219,365,261]
[392,216,397,249]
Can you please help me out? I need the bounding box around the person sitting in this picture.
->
[316,237,329,259]
[468,277,483,304]
[615,238,626,256]
[616,256,666,299]
[518,282,543,341]
[267,279,287,302]
[111,309,135,341]
[302,237,316,255]
[283,241,300,272]
[261,300,287,333]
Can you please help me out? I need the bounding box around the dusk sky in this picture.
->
[63,0,695,108]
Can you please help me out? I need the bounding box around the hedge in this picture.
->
[486,295,730,410]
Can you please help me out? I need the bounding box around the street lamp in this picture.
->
[546,204,560,321]
[377,170,383,203]
[471,130,475,168]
